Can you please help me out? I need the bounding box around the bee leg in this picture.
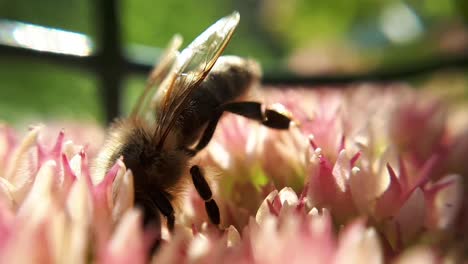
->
[185,111,223,155]
[190,165,220,225]
[222,101,291,129]
[186,101,291,155]
[152,190,176,231]
[138,198,162,228]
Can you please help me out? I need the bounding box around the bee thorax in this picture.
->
[123,143,188,192]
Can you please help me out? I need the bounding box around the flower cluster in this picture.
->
[0,124,154,263]
[194,85,467,261]
[0,84,467,263]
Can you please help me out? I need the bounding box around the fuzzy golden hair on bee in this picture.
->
[93,11,291,231]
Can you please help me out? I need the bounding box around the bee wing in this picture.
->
[154,11,240,148]
[130,34,183,119]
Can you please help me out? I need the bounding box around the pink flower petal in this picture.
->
[392,246,439,264]
[424,174,463,230]
[335,219,383,264]
[394,188,426,244]
[101,210,148,264]
[112,168,134,222]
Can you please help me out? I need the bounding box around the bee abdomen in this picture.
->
[201,56,261,103]
[179,56,261,142]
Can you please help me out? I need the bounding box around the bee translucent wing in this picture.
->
[175,11,240,77]
[155,12,240,147]
[130,34,183,119]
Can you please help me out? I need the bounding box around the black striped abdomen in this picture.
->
[178,56,261,146]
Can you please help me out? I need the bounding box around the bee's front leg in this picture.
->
[190,165,220,226]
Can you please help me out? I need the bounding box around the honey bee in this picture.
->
[94,12,291,230]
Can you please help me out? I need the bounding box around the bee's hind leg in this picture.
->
[190,165,220,226]
[186,101,291,155]
[221,101,291,129]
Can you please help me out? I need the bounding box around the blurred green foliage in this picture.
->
[0,59,101,124]
[0,0,94,35]
[0,0,466,124]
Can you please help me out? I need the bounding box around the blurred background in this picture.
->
[0,0,467,125]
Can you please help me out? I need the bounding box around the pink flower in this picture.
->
[257,126,309,192]
[0,125,147,263]
[195,85,467,259]
[389,95,448,167]
[1,81,467,262]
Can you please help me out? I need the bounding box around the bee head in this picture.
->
[121,136,189,191]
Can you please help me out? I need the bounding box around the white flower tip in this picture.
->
[256,189,279,223]
[278,187,299,206]
[309,207,319,216]
[338,149,348,156]
[62,140,78,157]
[208,141,231,170]
[352,166,361,175]
[355,135,369,147]
[116,157,125,168]
[364,227,377,240]
[226,225,241,247]
[70,154,82,179]
[315,148,322,155]
[188,234,210,260]
[265,189,279,201]
[43,159,57,168]
[201,222,208,232]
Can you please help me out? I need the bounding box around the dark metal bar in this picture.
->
[0,44,97,70]
[125,52,468,86]
[261,53,468,86]
[95,0,124,123]
[2,42,466,89]
[1,18,467,123]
